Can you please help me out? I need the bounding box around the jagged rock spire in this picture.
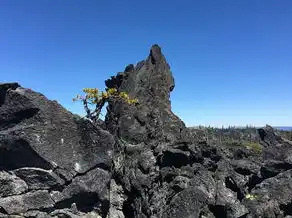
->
[105,45,189,144]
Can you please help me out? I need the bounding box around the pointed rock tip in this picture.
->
[149,44,165,64]
[150,44,162,55]
[151,44,162,50]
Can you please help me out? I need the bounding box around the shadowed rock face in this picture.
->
[0,83,113,217]
[105,45,190,145]
[1,46,292,218]
[103,46,292,218]
[0,83,114,174]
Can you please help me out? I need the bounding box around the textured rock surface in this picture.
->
[13,167,65,190]
[103,46,292,218]
[0,190,54,214]
[0,171,28,197]
[105,44,190,145]
[0,83,113,173]
[1,46,292,218]
[0,83,114,217]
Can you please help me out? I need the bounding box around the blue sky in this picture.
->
[1,0,291,127]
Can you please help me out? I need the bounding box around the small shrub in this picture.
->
[243,142,262,153]
[223,141,262,154]
[245,193,258,200]
[73,88,138,123]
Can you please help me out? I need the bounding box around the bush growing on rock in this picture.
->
[73,87,138,122]
[243,142,262,153]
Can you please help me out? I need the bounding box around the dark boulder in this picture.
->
[0,83,114,174]
[0,171,28,197]
[53,168,110,216]
[0,190,54,215]
[13,167,65,190]
[105,44,190,145]
[243,169,292,217]
[163,187,209,218]
[258,125,286,146]
[0,83,114,217]
[103,45,196,218]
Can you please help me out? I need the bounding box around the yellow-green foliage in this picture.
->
[73,88,138,121]
[223,141,262,154]
[245,194,258,200]
[243,142,262,153]
[73,88,138,105]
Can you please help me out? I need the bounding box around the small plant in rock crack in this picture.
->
[245,193,258,200]
[243,142,262,153]
[73,88,138,123]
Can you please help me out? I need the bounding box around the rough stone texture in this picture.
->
[105,46,292,218]
[105,44,190,145]
[102,45,196,217]
[0,171,28,197]
[23,210,54,218]
[0,83,113,173]
[243,169,292,217]
[13,167,65,190]
[1,46,292,218]
[0,190,54,214]
[108,179,125,218]
[0,82,114,217]
[54,167,110,215]
[103,46,292,218]
[163,187,208,218]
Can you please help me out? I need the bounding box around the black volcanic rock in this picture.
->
[1,46,292,218]
[103,45,195,218]
[0,171,28,197]
[0,83,114,173]
[0,190,54,215]
[243,169,292,217]
[105,44,189,145]
[104,45,292,218]
[258,125,292,163]
[258,125,284,145]
[13,167,65,190]
[0,83,114,216]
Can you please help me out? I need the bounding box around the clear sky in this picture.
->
[1,0,291,127]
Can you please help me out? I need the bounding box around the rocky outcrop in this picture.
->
[103,45,194,217]
[105,44,190,145]
[0,83,113,217]
[103,46,292,218]
[1,46,292,218]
